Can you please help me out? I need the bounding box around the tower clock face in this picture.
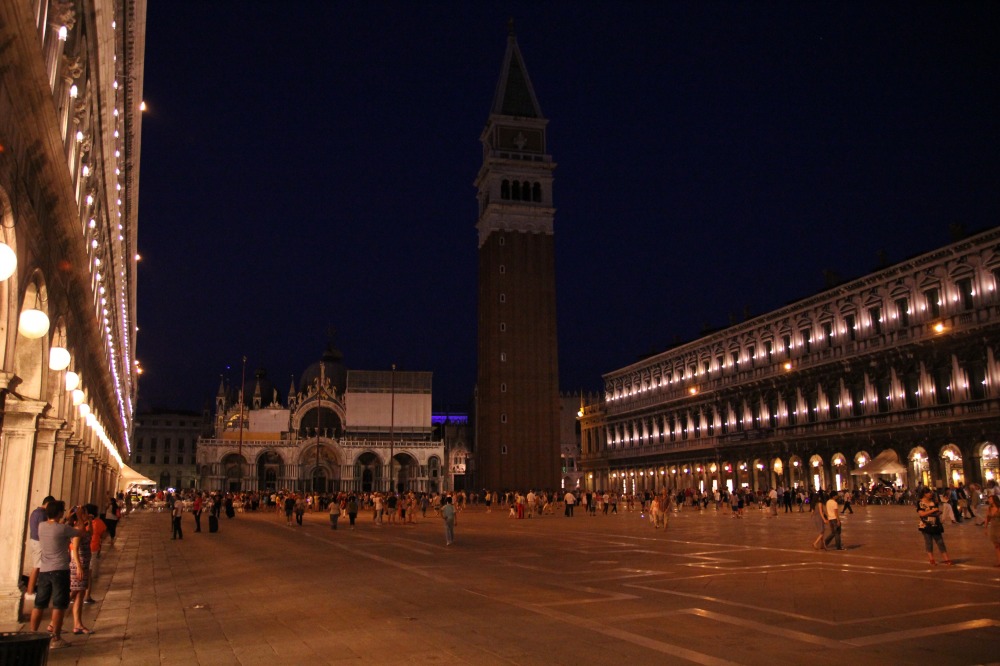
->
[498,126,542,152]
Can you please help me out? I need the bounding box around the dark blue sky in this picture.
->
[136,2,1000,413]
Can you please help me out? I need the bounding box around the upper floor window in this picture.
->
[924,287,940,318]
[782,334,792,358]
[800,328,812,354]
[844,314,857,341]
[764,340,773,363]
[868,307,883,335]
[895,297,910,328]
[822,322,833,346]
[955,277,974,311]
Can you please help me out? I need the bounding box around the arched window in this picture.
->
[532,182,542,202]
[500,180,510,199]
[511,181,521,200]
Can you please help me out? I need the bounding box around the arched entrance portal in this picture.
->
[909,447,931,487]
[222,453,246,492]
[312,468,328,493]
[940,445,964,486]
[356,452,382,493]
[392,453,420,493]
[257,451,283,491]
[301,443,340,493]
[980,442,998,485]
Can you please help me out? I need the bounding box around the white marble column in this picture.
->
[0,395,48,622]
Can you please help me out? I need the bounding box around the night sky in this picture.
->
[136,2,1000,414]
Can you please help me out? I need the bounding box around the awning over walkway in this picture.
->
[118,464,156,490]
[850,449,907,476]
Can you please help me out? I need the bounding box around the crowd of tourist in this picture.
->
[21,475,999,653]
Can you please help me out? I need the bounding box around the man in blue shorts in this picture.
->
[29,501,85,649]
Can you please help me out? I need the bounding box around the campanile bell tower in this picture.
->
[474,24,560,491]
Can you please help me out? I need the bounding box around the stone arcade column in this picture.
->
[19,417,64,576]
[49,429,72,500]
[27,416,64,518]
[0,396,48,622]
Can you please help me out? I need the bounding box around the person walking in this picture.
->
[564,491,576,517]
[103,495,121,544]
[67,511,93,636]
[842,490,855,514]
[917,486,953,565]
[824,491,844,550]
[192,494,203,533]
[985,494,1000,567]
[441,496,456,545]
[84,505,105,604]
[294,496,306,526]
[811,492,827,550]
[171,501,183,540]
[329,496,341,530]
[347,495,359,529]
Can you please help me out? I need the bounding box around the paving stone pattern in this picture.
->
[14,502,1000,665]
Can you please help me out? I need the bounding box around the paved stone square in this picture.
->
[12,502,1000,665]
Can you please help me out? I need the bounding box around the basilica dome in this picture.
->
[240,367,280,406]
[299,345,347,395]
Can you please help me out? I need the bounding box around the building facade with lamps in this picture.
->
[0,0,144,621]
[196,348,445,494]
[579,227,1000,496]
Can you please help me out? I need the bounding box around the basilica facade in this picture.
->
[196,347,446,494]
[580,227,1000,495]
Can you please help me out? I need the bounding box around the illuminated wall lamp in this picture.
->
[78,403,91,417]
[65,371,80,392]
[0,243,16,281]
[49,346,71,371]
[19,308,49,339]
[71,389,85,406]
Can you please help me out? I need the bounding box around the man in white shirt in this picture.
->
[563,491,576,517]
[824,492,844,550]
